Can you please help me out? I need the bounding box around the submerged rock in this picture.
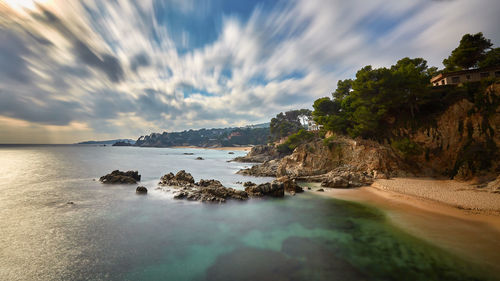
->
[99,170,141,184]
[136,186,148,194]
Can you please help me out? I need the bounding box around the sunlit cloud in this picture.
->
[0,0,499,143]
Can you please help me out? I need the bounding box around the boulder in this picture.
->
[277,177,304,194]
[159,170,195,187]
[320,171,373,188]
[136,186,148,194]
[100,170,141,184]
[244,180,284,197]
[172,179,248,203]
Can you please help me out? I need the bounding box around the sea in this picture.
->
[0,145,494,281]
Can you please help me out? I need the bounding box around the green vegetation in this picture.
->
[391,138,421,159]
[270,109,312,141]
[312,57,437,139]
[135,126,270,147]
[277,129,315,153]
[312,33,500,142]
[443,32,493,71]
[478,47,500,68]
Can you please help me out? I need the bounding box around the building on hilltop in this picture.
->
[430,66,500,86]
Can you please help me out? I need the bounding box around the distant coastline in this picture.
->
[76,139,136,145]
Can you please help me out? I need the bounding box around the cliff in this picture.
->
[399,83,500,181]
[238,83,500,188]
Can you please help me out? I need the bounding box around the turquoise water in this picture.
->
[0,145,493,280]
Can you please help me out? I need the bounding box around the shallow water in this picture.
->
[0,145,494,280]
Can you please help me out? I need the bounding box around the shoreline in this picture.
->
[312,180,500,274]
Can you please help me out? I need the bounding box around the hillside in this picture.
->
[135,125,270,147]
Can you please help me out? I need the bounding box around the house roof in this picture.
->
[430,65,500,83]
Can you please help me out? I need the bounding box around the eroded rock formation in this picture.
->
[99,170,141,184]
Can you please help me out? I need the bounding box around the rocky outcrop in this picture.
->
[159,170,195,187]
[100,170,141,184]
[157,171,289,203]
[237,160,279,177]
[136,186,148,194]
[277,138,408,185]
[232,145,283,163]
[243,180,284,197]
[319,169,374,188]
[398,83,500,181]
[277,176,304,194]
[487,175,500,193]
[173,183,248,203]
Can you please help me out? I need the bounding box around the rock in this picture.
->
[243,181,256,188]
[67,201,74,205]
[277,177,304,194]
[195,157,204,160]
[277,138,408,179]
[159,170,195,187]
[237,160,279,177]
[172,179,248,203]
[317,188,324,192]
[232,145,284,163]
[228,152,235,154]
[320,171,373,188]
[136,186,148,194]
[99,170,141,184]
[307,187,312,190]
[244,180,284,197]
[322,176,349,188]
[198,179,223,187]
[183,153,194,155]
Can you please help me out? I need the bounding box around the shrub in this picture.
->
[391,138,422,158]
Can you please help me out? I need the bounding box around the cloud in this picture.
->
[0,0,499,143]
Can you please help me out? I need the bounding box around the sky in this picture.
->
[0,0,499,143]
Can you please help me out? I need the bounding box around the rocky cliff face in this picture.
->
[276,138,408,181]
[232,145,283,163]
[401,83,500,181]
[238,83,499,186]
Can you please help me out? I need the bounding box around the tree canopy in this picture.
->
[312,57,436,139]
[270,109,312,141]
[443,32,493,71]
[478,47,500,68]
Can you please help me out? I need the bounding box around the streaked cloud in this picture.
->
[0,0,499,143]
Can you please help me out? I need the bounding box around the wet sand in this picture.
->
[313,183,500,275]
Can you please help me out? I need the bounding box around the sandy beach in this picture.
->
[172,146,252,151]
[313,178,500,275]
